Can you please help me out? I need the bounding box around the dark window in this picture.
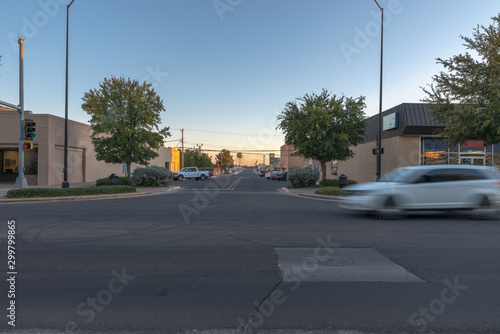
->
[415,168,486,183]
[453,168,486,181]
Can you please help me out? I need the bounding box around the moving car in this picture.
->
[339,165,500,214]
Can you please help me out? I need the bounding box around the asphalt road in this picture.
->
[1,169,500,333]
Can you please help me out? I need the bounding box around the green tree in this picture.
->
[215,149,234,171]
[422,14,500,146]
[82,76,171,185]
[277,89,367,182]
[184,144,212,168]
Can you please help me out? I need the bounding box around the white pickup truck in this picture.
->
[173,167,210,181]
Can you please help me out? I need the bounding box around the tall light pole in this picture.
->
[63,0,76,188]
[374,0,384,181]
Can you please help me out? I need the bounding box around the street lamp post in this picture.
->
[62,0,75,188]
[374,0,384,181]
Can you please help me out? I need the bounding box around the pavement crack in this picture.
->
[226,233,271,247]
[243,280,283,334]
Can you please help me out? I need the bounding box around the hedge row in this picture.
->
[319,179,358,187]
[315,187,348,196]
[6,185,136,199]
[96,176,130,186]
[95,166,173,187]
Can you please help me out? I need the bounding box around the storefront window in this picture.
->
[421,137,499,167]
[421,137,449,165]
[331,161,338,176]
[2,151,18,173]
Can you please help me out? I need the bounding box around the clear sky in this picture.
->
[1,0,499,165]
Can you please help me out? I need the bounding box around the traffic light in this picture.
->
[372,147,384,155]
[23,141,33,151]
[24,119,36,140]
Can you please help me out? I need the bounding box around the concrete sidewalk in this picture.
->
[0,184,180,203]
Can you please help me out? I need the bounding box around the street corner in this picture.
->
[279,187,341,202]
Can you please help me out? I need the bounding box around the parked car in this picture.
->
[276,172,287,181]
[265,171,279,180]
[258,170,267,177]
[173,167,210,181]
[199,168,214,177]
[339,165,500,215]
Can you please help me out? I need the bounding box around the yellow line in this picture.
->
[228,177,242,190]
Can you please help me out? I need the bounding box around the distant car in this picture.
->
[269,171,280,180]
[258,170,267,177]
[265,171,279,180]
[339,165,500,216]
[276,172,287,181]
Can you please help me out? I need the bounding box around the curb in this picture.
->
[279,187,341,202]
[0,186,181,204]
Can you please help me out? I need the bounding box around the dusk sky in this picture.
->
[1,0,499,164]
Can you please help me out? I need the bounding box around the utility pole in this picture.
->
[181,129,184,169]
[374,0,384,181]
[63,0,76,188]
[15,37,28,188]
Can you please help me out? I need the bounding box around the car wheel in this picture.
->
[178,175,184,181]
[470,196,499,220]
[374,197,407,220]
[200,174,206,181]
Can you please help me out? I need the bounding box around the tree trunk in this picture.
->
[127,162,132,185]
[320,161,327,184]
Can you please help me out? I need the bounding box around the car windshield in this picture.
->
[380,168,415,183]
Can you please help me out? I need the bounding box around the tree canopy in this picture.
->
[215,149,234,171]
[82,76,171,184]
[277,89,367,181]
[422,14,500,146]
[184,144,213,168]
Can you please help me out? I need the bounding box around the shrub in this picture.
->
[96,176,130,186]
[319,178,358,187]
[287,168,320,188]
[132,166,173,187]
[6,186,136,198]
[315,187,348,196]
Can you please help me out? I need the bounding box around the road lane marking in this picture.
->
[228,177,242,190]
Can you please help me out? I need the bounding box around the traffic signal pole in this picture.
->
[0,40,28,187]
[15,37,28,188]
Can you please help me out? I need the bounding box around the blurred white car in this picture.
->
[339,165,500,213]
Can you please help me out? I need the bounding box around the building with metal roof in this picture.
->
[336,103,500,183]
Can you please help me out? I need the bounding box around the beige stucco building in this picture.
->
[0,107,180,186]
[278,103,500,183]
[277,144,320,172]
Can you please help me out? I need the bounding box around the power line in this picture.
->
[173,128,284,137]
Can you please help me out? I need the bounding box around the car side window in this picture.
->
[415,169,455,183]
[414,168,487,184]
[454,168,486,181]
